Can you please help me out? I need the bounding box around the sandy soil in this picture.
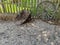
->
[0,19,60,45]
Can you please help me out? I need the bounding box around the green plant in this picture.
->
[55,8,60,20]
[0,0,36,15]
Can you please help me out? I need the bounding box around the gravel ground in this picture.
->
[0,19,60,45]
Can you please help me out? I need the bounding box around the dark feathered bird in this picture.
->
[16,10,32,25]
[20,13,32,25]
[20,10,32,25]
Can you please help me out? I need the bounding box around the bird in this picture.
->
[16,10,32,25]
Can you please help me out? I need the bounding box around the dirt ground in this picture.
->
[0,19,60,45]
